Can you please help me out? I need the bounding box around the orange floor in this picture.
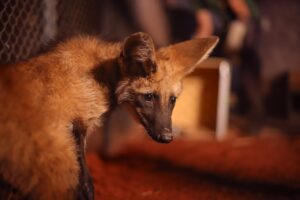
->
[87,135,300,200]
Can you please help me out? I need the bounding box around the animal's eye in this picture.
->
[170,96,177,104]
[144,93,154,101]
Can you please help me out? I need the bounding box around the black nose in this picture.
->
[159,133,173,143]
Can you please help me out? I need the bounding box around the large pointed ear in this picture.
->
[158,37,219,79]
[119,32,157,78]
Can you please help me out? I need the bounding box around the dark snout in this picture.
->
[142,115,174,143]
[158,131,173,143]
[152,114,173,143]
[134,95,175,144]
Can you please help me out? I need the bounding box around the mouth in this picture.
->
[145,128,173,143]
[153,132,173,143]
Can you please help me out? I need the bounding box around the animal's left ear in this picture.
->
[158,37,219,79]
[120,32,157,78]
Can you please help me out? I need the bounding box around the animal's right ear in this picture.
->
[119,32,157,78]
[158,37,219,79]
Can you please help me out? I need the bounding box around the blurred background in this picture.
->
[1,0,300,199]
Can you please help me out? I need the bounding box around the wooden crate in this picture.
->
[172,58,231,140]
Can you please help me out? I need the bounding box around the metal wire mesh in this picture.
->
[0,0,100,65]
[0,0,45,64]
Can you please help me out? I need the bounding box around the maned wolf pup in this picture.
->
[0,32,218,199]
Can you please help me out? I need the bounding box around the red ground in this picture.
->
[87,135,300,200]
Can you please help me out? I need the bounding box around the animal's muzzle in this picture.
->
[156,127,173,143]
[159,132,173,143]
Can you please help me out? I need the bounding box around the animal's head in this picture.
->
[116,32,218,143]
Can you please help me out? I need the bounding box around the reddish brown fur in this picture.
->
[0,36,116,199]
[0,33,218,199]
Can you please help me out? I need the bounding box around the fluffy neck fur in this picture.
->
[54,36,126,113]
[92,58,122,109]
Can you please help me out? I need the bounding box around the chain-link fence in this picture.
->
[0,0,100,64]
[0,0,45,64]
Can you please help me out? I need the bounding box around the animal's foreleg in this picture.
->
[72,119,94,200]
